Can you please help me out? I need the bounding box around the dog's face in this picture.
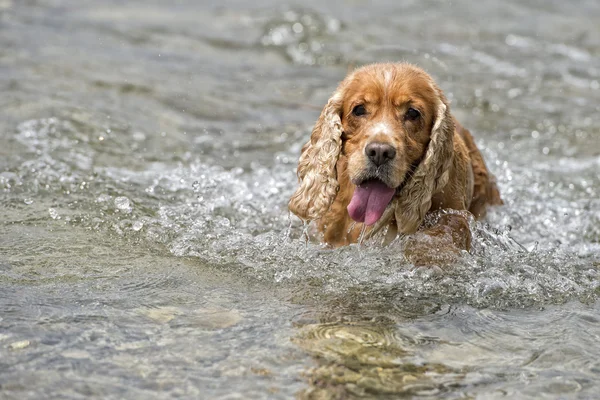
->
[340,65,439,190]
[289,63,453,229]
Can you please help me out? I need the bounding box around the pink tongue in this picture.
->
[347,180,396,226]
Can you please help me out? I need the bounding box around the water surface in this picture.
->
[1,0,600,398]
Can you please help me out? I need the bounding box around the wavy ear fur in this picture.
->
[370,96,455,237]
[288,91,344,221]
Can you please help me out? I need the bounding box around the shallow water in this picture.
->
[1,0,600,398]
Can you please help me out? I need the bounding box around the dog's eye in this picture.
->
[352,104,367,117]
[405,107,421,121]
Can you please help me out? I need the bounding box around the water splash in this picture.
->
[114,196,132,213]
[9,117,600,309]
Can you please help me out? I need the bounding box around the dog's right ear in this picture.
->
[288,90,345,222]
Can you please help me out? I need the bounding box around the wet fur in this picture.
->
[289,63,502,251]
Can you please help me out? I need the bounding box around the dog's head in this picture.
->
[289,63,454,233]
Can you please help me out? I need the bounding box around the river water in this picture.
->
[1,0,600,398]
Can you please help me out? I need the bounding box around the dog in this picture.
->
[288,63,502,260]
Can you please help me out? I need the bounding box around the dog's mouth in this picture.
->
[347,179,397,226]
[346,143,427,226]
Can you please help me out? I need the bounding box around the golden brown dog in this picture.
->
[289,63,502,258]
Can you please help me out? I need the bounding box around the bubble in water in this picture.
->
[132,221,144,231]
[48,208,59,219]
[132,131,146,141]
[24,198,33,205]
[96,194,111,203]
[114,196,132,213]
[192,181,200,191]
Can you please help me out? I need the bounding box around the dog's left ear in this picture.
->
[399,94,455,233]
[371,94,455,237]
[428,97,455,194]
[288,90,344,222]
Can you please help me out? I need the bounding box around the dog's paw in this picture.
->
[404,229,461,268]
[403,213,472,268]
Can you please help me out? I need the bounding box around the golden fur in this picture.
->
[289,63,502,253]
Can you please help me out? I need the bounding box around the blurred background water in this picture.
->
[1,0,600,398]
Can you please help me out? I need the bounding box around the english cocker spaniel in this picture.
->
[289,63,502,257]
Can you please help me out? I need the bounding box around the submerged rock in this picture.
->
[294,321,461,399]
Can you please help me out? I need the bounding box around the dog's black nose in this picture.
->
[365,142,396,166]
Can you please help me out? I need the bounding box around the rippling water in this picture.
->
[1,0,600,398]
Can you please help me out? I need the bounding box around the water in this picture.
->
[1,0,600,398]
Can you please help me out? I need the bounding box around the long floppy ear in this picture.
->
[288,91,344,221]
[369,95,455,237]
